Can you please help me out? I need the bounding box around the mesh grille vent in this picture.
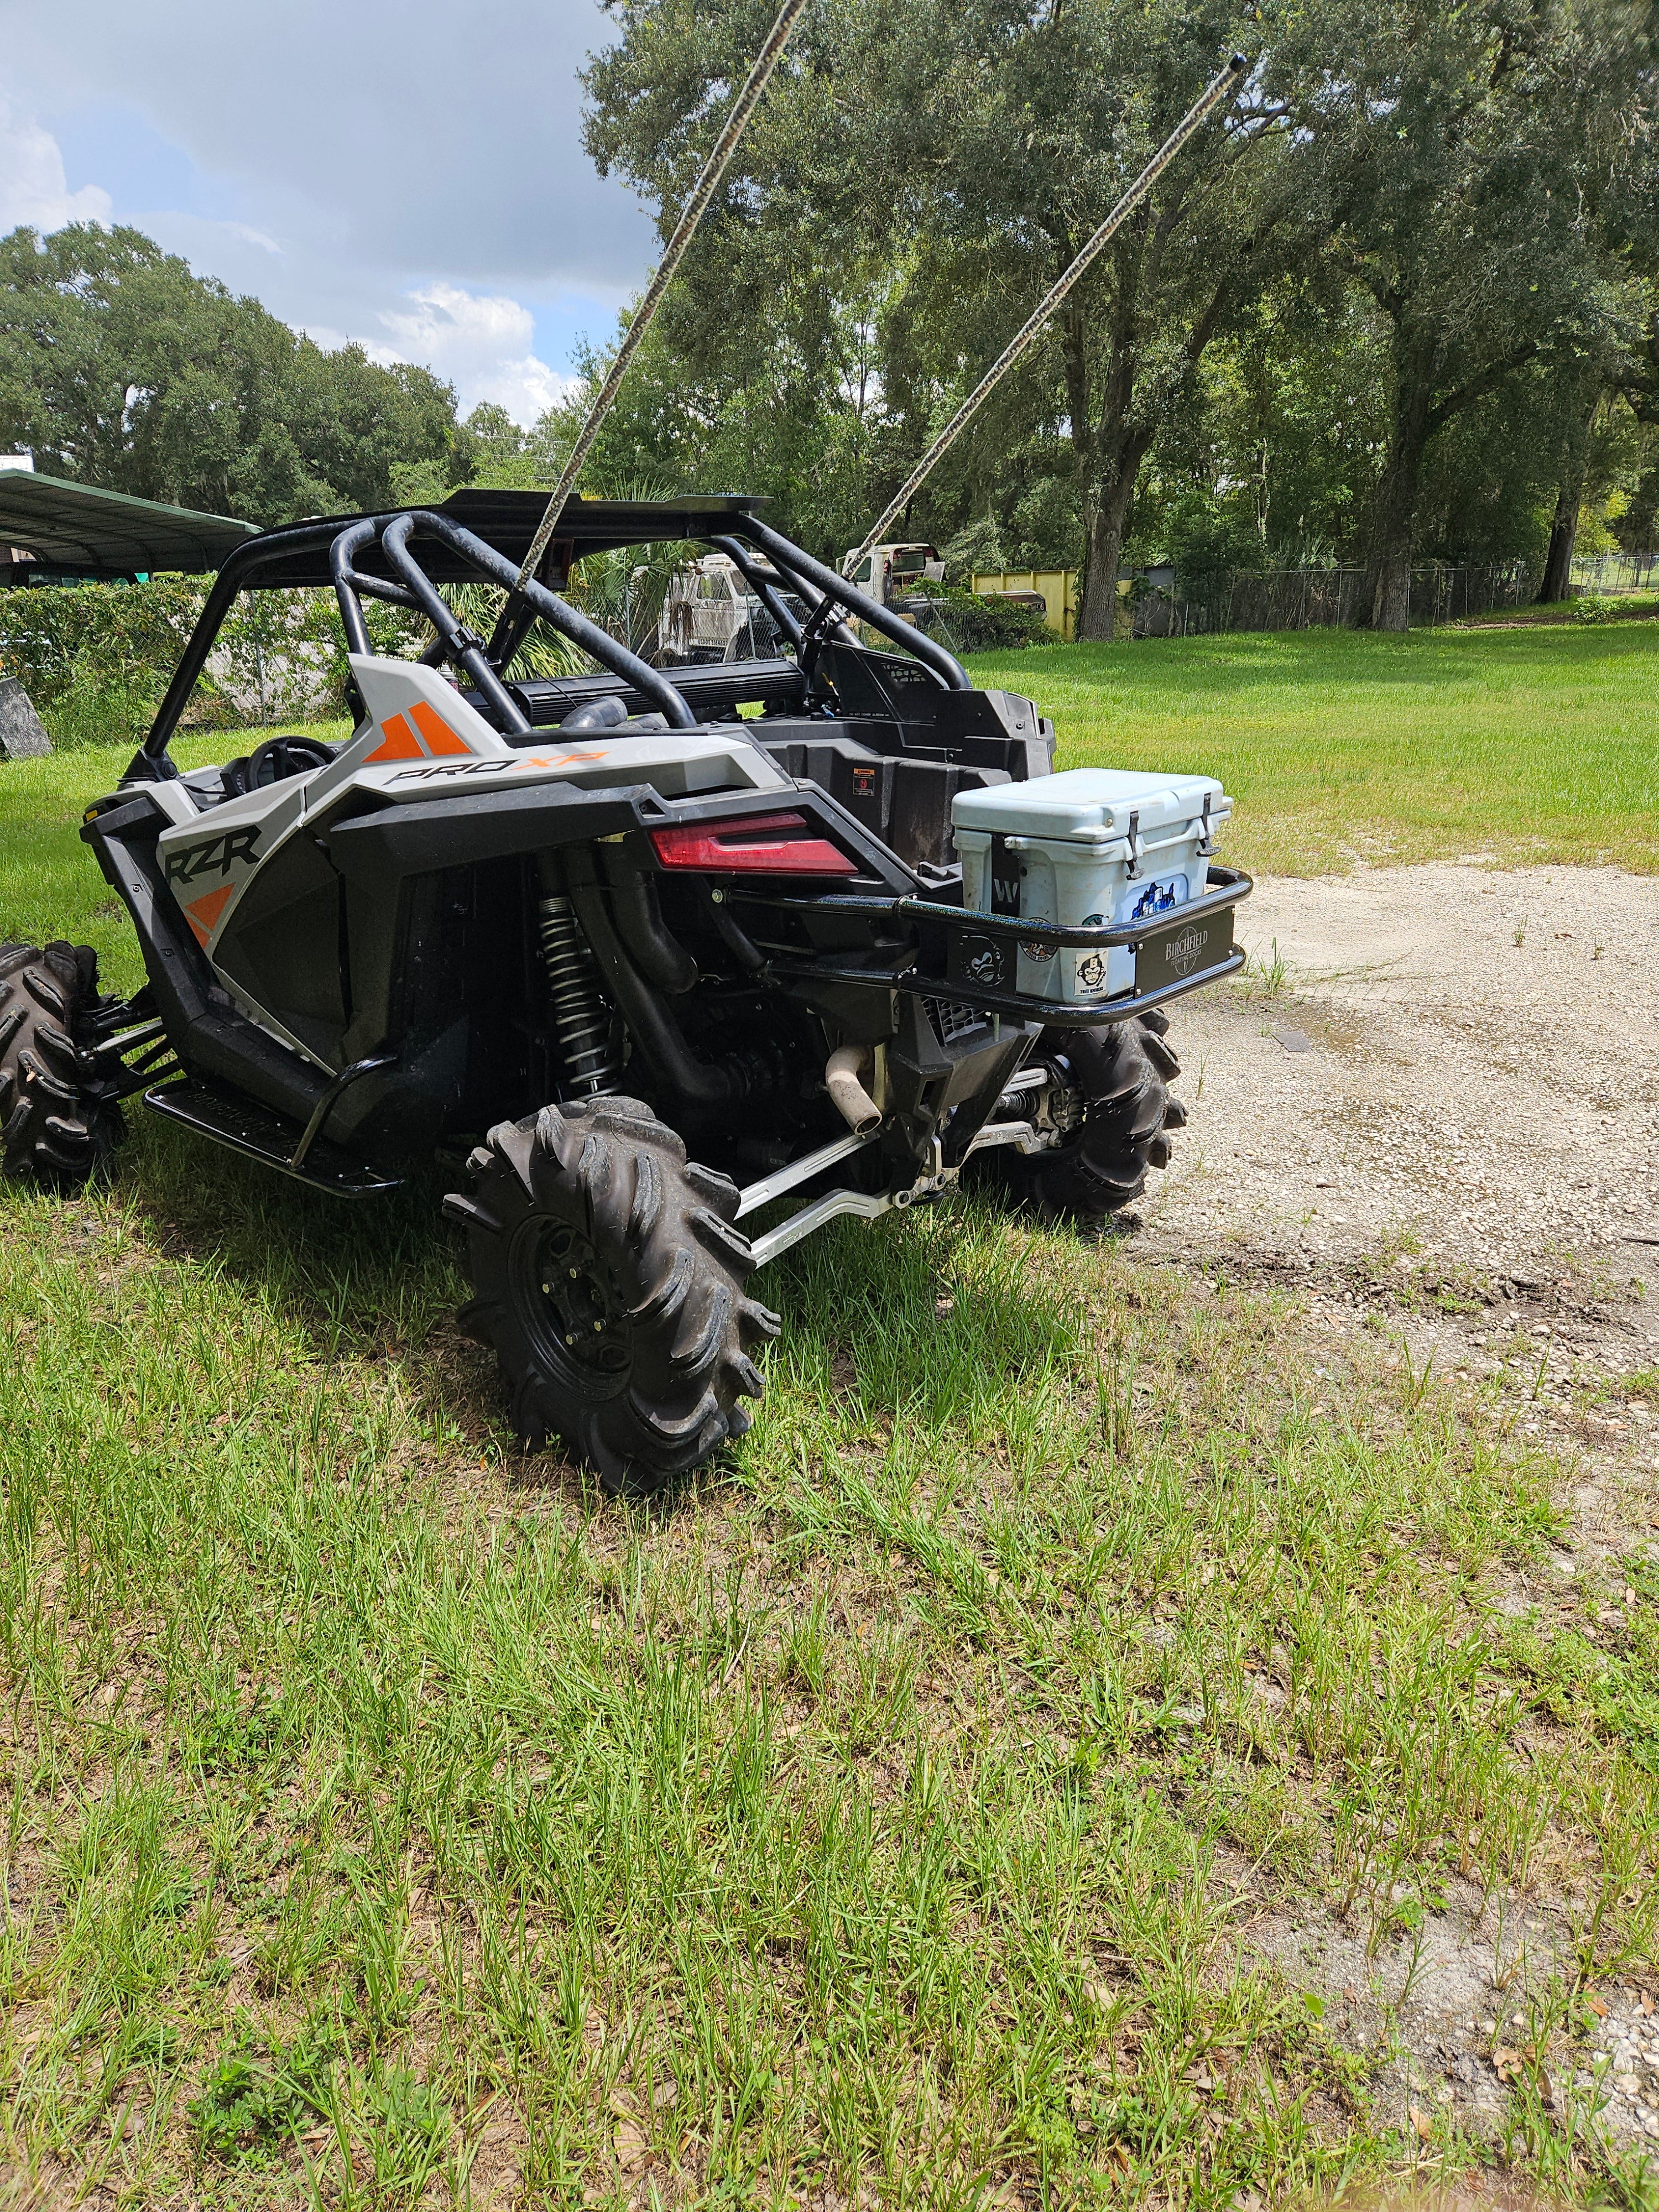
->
[922,995,984,1047]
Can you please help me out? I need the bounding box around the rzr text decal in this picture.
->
[164,827,260,884]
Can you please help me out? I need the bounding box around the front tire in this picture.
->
[444,1096,780,1497]
[0,941,125,1189]
[976,1010,1186,1224]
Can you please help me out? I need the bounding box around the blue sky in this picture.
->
[0,0,659,423]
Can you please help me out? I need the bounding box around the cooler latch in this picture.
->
[1124,808,1142,879]
[1196,791,1214,855]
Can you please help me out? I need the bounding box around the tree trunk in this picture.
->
[1537,393,1597,602]
[1058,260,1152,645]
[1364,364,1432,633]
[1537,486,1582,605]
[1076,453,1141,641]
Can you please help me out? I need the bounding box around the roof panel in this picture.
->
[240,491,770,589]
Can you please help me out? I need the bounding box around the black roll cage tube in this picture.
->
[379,516,534,734]
[705,535,804,650]
[708,533,861,655]
[328,519,414,654]
[336,510,697,732]
[477,523,862,671]
[128,503,968,778]
[729,515,971,692]
[135,518,349,775]
[477,523,852,681]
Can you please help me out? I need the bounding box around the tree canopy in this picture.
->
[4,4,1656,623]
[578,0,1659,630]
[0,224,463,524]
[1268,0,1652,624]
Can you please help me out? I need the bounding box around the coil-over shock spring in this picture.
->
[537,860,619,1097]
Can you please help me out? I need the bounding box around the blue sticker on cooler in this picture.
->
[1121,874,1188,923]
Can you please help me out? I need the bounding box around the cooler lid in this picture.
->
[952,766,1227,842]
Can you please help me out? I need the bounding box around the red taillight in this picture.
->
[648,810,858,875]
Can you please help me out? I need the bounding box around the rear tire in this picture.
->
[0,941,125,1189]
[444,1095,780,1497]
[975,1010,1185,1224]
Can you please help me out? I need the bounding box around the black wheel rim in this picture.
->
[509,1218,633,1400]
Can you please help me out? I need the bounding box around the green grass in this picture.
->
[966,623,1659,877]
[2,666,1657,2206]
[1455,589,1659,628]
[0,729,353,997]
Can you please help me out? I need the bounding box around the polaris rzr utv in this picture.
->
[4,492,1249,1493]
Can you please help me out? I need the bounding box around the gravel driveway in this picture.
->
[1145,861,1659,1300]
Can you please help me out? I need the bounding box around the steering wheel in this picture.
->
[242,734,338,787]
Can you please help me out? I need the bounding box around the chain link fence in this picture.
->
[1131,562,1547,638]
[1569,551,1659,595]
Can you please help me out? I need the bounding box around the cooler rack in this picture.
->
[753,862,1253,1027]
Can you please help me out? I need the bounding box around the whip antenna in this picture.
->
[517,0,808,591]
[848,53,1248,570]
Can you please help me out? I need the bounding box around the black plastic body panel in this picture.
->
[145,1077,400,1196]
[471,642,1055,877]
[320,776,919,897]
[883,994,1041,1168]
[210,825,347,1064]
[755,732,1011,868]
[81,791,333,1129]
[321,780,645,887]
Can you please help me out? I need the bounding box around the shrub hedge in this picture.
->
[0,580,417,749]
[900,578,1055,653]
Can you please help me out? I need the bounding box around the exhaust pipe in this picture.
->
[825,1044,881,1134]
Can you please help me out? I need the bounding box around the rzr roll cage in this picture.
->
[125,495,970,780]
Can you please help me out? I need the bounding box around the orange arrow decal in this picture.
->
[364,711,423,763]
[182,884,234,947]
[409,700,471,756]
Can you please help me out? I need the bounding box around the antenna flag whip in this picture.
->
[517,0,810,592]
[849,54,1248,570]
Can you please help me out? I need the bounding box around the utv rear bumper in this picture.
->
[762,862,1251,1027]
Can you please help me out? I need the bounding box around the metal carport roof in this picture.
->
[0,468,257,578]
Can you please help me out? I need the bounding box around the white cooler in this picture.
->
[952,768,1232,1003]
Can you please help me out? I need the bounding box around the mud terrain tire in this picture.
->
[0,941,124,1188]
[977,1010,1185,1223]
[445,1095,780,1496]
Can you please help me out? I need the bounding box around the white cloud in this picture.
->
[3,6,653,411]
[3,2,654,295]
[222,220,280,255]
[0,100,112,233]
[1,20,628,424]
[370,282,576,426]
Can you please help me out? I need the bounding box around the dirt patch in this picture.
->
[1246,1872,1557,2141]
[1142,860,1659,1380]
[1139,860,1659,1588]
[1246,1874,1659,2156]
